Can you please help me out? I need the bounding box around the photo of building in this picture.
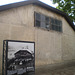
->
[7,41,35,75]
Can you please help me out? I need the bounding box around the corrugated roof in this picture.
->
[0,0,75,31]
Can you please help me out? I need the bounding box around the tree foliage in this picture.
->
[52,0,75,25]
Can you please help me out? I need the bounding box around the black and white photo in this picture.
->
[3,40,35,75]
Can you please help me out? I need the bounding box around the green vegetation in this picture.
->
[52,0,75,25]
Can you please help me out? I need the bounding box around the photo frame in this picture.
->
[2,40,35,75]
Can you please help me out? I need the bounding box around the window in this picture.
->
[35,12,50,30]
[51,18,62,32]
[41,14,46,28]
[45,16,50,30]
[35,12,41,27]
[35,12,62,32]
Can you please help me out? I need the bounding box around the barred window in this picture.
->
[35,12,50,30]
[35,12,62,32]
[51,18,62,32]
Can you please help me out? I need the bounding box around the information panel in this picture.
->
[2,40,35,75]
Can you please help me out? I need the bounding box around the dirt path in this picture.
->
[35,66,75,75]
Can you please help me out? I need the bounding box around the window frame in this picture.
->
[34,12,62,32]
[50,18,62,32]
[34,12,41,27]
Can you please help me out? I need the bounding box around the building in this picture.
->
[15,50,32,58]
[0,0,75,74]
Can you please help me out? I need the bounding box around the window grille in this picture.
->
[35,12,62,32]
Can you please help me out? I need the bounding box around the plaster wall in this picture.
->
[0,4,75,74]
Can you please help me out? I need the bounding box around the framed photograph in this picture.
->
[2,40,35,75]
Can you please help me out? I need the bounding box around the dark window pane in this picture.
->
[41,22,46,28]
[51,18,62,32]
[35,20,40,27]
[55,19,58,25]
[57,20,62,26]
[45,23,50,29]
[57,20,60,26]
[46,22,50,25]
[59,26,62,32]
[51,18,55,24]
[55,26,59,31]
[35,13,41,21]
[59,21,62,26]
[41,14,45,21]
[52,25,55,30]
[45,16,50,23]
[52,25,59,31]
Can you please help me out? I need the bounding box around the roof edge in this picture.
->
[0,0,37,11]
[0,0,75,31]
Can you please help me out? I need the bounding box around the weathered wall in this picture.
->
[34,5,63,66]
[0,4,35,74]
[33,5,75,66]
[62,18,75,60]
[0,4,75,74]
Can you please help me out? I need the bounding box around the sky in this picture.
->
[0,0,58,7]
